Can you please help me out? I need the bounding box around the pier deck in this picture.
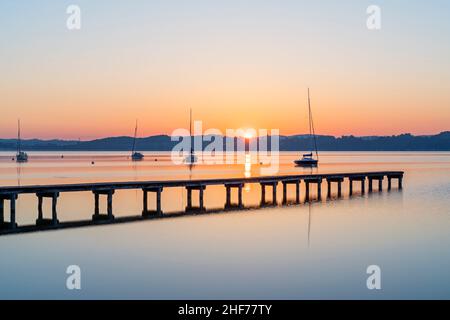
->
[0,171,403,236]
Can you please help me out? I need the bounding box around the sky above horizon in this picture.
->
[1,0,450,140]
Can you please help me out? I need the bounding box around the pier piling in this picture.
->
[349,175,366,195]
[326,176,344,198]
[186,185,206,212]
[304,178,322,201]
[260,181,278,205]
[36,191,60,226]
[225,183,244,209]
[368,175,384,193]
[282,179,301,204]
[0,193,17,230]
[387,173,403,190]
[92,189,115,221]
[142,186,163,216]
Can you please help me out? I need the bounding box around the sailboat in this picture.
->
[184,108,197,164]
[131,120,144,161]
[16,119,28,163]
[294,88,319,167]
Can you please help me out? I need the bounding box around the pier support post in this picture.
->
[143,191,147,214]
[368,176,384,193]
[142,186,163,216]
[349,176,365,195]
[0,198,3,224]
[94,193,99,215]
[260,181,278,206]
[187,188,192,208]
[305,181,310,201]
[224,183,244,209]
[326,177,344,198]
[387,174,403,190]
[157,189,162,213]
[226,186,231,207]
[272,184,277,204]
[36,191,60,226]
[0,193,18,230]
[304,178,322,201]
[185,185,206,212]
[317,181,322,200]
[38,196,43,220]
[199,187,204,210]
[107,192,113,218]
[281,180,301,205]
[10,195,16,229]
[238,185,243,207]
[387,173,403,190]
[92,189,115,221]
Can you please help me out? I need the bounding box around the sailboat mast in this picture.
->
[131,119,138,154]
[189,108,193,153]
[308,89,319,160]
[17,119,21,154]
[307,89,313,140]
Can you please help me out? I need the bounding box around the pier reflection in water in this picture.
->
[0,167,403,235]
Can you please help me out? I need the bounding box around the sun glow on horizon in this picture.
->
[244,131,254,139]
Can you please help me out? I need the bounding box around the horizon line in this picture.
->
[1,130,450,142]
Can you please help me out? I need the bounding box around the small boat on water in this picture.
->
[131,152,144,161]
[294,88,319,167]
[184,108,197,164]
[16,119,28,163]
[295,152,318,167]
[131,120,144,161]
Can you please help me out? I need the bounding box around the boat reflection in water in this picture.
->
[244,153,252,192]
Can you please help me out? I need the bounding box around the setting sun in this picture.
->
[244,131,254,139]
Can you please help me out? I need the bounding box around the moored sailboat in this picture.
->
[184,108,198,164]
[131,120,144,161]
[16,119,28,163]
[294,88,319,167]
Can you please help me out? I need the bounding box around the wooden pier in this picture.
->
[0,171,403,235]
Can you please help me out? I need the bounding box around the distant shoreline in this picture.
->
[1,132,450,151]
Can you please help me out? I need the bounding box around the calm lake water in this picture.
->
[1,151,450,299]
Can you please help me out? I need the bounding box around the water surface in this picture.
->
[0,151,449,299]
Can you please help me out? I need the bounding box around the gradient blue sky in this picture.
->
[1,0,449,139]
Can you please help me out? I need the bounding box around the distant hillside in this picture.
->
[2,132,450,151]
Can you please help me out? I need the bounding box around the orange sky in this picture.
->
[1,1,449,140]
